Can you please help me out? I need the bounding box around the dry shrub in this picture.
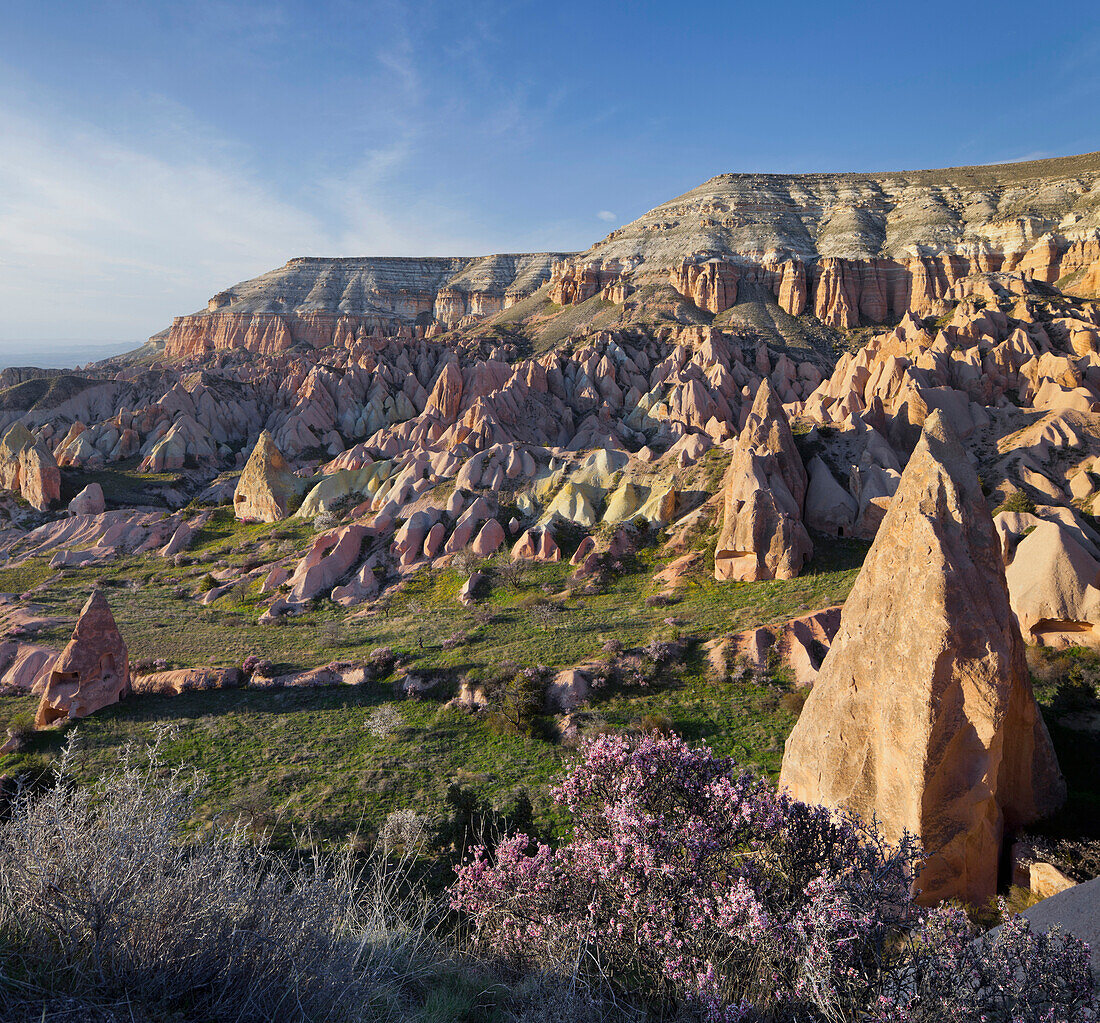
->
[0,732,442,1023]
[778,689,808,715]
[365,703,402,739]
[632,713,675,735]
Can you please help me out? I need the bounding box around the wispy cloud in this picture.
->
[596,210,617,222]
[0,101,330,341]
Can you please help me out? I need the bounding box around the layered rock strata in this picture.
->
[547,152,1100,327]
[163,253,572,359]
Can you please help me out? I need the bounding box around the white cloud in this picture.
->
[597,210,617,222]
[0,101,332,342]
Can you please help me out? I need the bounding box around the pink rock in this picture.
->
[36,590,129,727]
[68,483,105,517]
[471,518,505,556]
[423,521,447,558]
[0,641,58,692]
[261,562,290,594]
[538,531,561,562]
[511,529,540,560]
[287,524,369,603]
[331,561,380,607]
[570,536,596,566]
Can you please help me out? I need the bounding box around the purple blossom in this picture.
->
[450,732,1097,1020]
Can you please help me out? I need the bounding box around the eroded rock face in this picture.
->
[0,422,61,511]
[164,253,572,358]
[35,590,129,726]
[234,431,297,522]
[779,411,1065,906]
[68,483,105,517]
[1005,520,1100,647]
[714,380,811,581]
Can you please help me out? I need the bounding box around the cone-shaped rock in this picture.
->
[714,379,811,581]
[234,430,298,522]
[779,410,1065,905]
[36,590,130,726]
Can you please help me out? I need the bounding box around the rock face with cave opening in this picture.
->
[35,590,129,727]
[779,410,1065,906]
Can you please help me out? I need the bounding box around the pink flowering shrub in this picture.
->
[451,732,1096,1022]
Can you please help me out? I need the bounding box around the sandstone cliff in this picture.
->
[551,152,1100,329]
[163,253,573,359]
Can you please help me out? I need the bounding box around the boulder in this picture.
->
[35,590,130,726]
[68,483,105,517]
[1014,875,1100,981]
[233,431,298,522]
[1004,520,1100,646]
[458,572,485,605]
[779,411,1065,906]
[470,518,505,556]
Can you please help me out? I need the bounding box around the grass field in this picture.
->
[6,514,1095,860]
[1,519,867,848]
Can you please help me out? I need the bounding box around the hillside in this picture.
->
[1,151,1099,947]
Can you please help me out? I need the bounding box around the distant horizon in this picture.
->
[0,339,142,369]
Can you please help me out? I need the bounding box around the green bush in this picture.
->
[994,491,1037,515]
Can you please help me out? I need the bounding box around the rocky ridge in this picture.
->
[163,253,573,359]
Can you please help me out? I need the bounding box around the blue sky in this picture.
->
[2,0,1099,345]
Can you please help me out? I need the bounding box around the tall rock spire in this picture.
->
[779,410,1065,905]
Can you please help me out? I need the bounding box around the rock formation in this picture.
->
[68,483,105,517]
[583,152,1100,329]
[234,431,298,522]
[0,422,61,511]
[779,411,1065,906]
[35,590,130,726]
[714,380,811,581]
[163,253,573,359]
[1005,521,1100,647]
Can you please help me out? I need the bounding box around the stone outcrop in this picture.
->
[714,380,811,581]
[131,666,241,695]
[162,253,573,358]
[593,152,1100,328]
[68,483,105,517]
[724,606,843,687]
[1005,520,1100,647]
[35,591,130,726]
[0,423,61,511]
[779,411,1065,906]
[669,258,738,313]
[234,431,298,522]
